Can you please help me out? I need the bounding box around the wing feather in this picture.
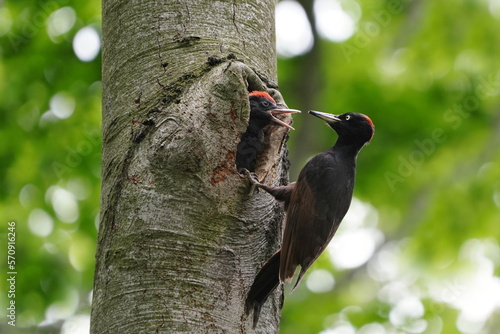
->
[279,153,354,286]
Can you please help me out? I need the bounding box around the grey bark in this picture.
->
[91,1,291,333]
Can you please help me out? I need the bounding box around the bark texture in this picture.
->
[92,1,290,333]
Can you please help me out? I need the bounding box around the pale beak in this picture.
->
[308,110,341,123]
[270,108,301,130]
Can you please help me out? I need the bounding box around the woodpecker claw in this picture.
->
[241,169,261,195]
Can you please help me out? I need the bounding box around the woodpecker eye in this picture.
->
[345,115,351,121]
[261,100,271,108]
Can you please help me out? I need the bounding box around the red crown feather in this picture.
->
[248,91,276,104]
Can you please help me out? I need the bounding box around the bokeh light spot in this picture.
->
[342,197,378,228]
[50,187,79,223]
[314,0,358,42]
[454,49,484,74]
[73,26,101,62]
[276,0,314,58]
[61,314,90,334]
[306,269,335,293]
[490,0,500,19]
[328,228,382,269]
[46,7,76,42]
[320,323,356,334]
[39,110,59,127]
[43,288,79,324]
[389,297,425,329]
[367,242,400,282]
[377,48,408,77]
[50,92,75,119]
[28,209,54,237]
[358,323,386,334]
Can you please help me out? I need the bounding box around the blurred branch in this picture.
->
[393,0,424,48]
[287,0,324,179]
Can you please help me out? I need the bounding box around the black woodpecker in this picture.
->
[245,111,375,327]
[236,91,300,173]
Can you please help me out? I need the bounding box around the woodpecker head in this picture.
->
[249,91,301,130]
[308,110,375,146]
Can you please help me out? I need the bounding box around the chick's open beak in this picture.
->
[270,108,301,130]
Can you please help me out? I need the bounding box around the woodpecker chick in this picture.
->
[245,111,375,327]
[236,91,300,173]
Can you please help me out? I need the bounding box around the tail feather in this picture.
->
[245,251,281,328]
[292,267,307,291]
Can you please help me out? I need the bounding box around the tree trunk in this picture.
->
[91,1,290,333]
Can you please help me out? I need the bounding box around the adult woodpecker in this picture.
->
[245,111,375,327]
[236,91,300,173]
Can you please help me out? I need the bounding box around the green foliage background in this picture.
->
[0,0,499,333]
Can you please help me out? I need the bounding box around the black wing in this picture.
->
[279,153,354,287]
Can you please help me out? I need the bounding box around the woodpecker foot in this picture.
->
[241,169,261,194]
[242,169,260,185]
